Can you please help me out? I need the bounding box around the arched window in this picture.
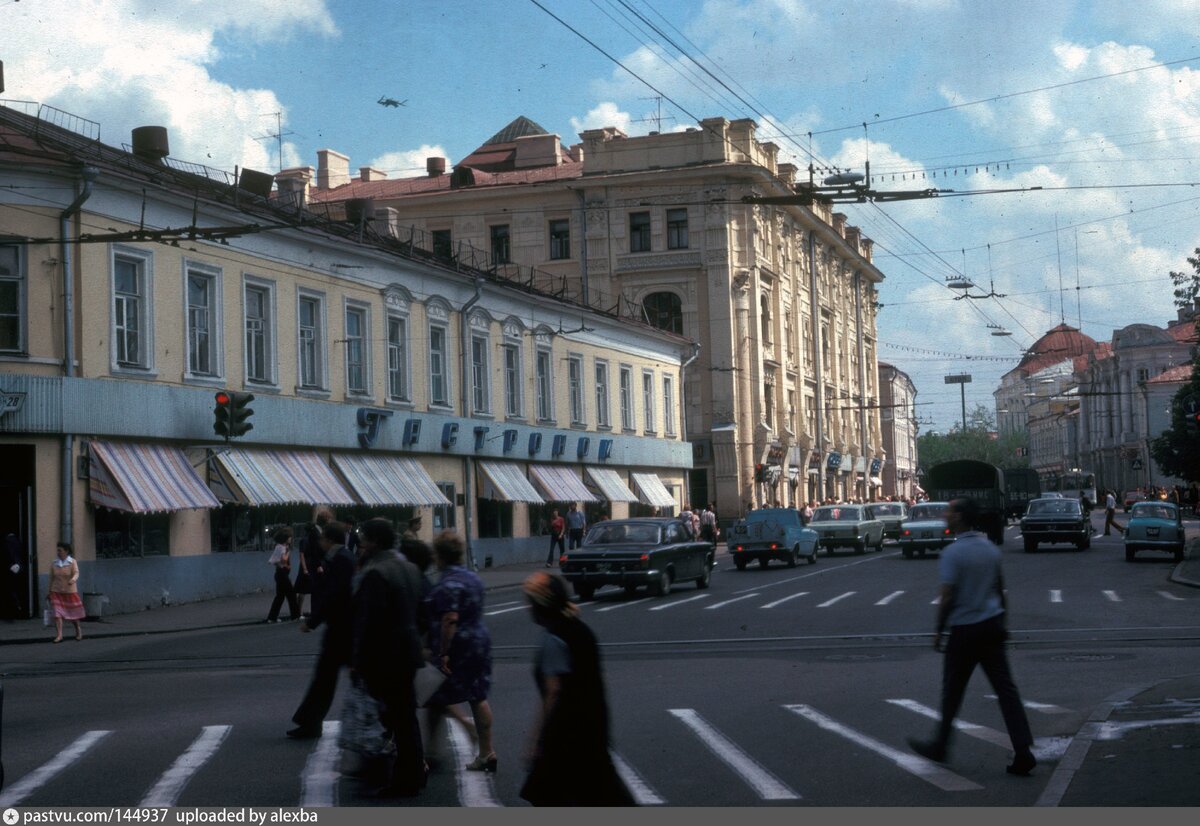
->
[760,294,772,343]
[643,292,683,335]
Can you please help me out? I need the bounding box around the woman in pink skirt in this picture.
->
[48,542,85,643]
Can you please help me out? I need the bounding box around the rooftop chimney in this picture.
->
[427,156,446,177]
[359,166,387,182]
[131,126,169,163]
[316,149,351,190]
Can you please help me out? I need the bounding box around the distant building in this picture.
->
[877,362,918,500]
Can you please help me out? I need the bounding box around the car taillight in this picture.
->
[944,528,952,535]
[735,545,743,551]
[770,543,778,550]
[902,529,910,536]
[559,554,568,564]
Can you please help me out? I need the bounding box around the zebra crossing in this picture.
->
[0,695,1076,807]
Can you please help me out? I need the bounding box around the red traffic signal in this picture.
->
[754,463,766,483]
[213,391,254,439]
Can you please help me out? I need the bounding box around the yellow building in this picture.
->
[0,104,692,616]
[301,116,886,515]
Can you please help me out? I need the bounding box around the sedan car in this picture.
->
[1123,490,1147,512]
[1020,497,1090,552]
[897,501,955,558]
[559,517,715,601]
[808,504,885,555]
[1125,501,1187,562]
[865,502,908,540]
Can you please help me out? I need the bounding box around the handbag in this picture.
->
[43,607,52,627]
[415,664,447,707]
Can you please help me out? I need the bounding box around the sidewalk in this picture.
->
[0,559,551,647]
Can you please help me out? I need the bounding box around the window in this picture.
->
[788,389,797,434]
[666,208,688,249]
[642,370,656,432]
[244,282,273,384]
[113,251,151,370]
[619,366,634,431]
[764,377,775,428]
[471,334,490,414]
[433,482,456,531]
[595,361,611,428]
[186,266,220,377]
[785,312,795,361]
[345,305,368,396]
[297,293,325,389]
[387,316,409,401]
[663,375,676,435]
[1137,367,1150,383]
[643,292,683,335]
[549,219,570,260]
[760,294,772,345]
[630,211,651,252]
[0,242,24,352]
[94,509,169,558]
[490,225,510,264]
[536,349,553,421]
[503,342,522,417]
[432,229,453,260]
[568,355,585,424]
[429,324,450,406]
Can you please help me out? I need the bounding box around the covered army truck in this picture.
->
[924,460,1006,545]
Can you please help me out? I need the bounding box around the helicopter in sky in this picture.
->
[377,96,407,108]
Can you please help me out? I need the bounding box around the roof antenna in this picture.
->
[1055,213,1065,325]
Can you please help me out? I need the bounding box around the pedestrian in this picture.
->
[47,541,85,643]
[1079,492,1092,521]
[2,531,23,620]
[266,527,300,623]
[1103,490,1125,536]
[547,508,565,567]
[424,531,496,774]
[519,572,634,806]
[288,521,356,739]
[350,517,427,797]
[296,507,334,618]
[403,516,422,542]
[688,507,701,539]
[565,503,586,550]
[344,515,359,553]
[700,504,717,543]
[907,498,1036,776]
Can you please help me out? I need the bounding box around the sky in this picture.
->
[4,0,1200,436]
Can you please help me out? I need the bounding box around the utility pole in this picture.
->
[944,373,972,431]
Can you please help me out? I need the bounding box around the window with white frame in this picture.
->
[344,304,369,396]
[535,348,553,421]
[297,293,325,389]
[619,366,634,431]
[568,354,585,424]
[186,264,220,377]
[243,281,274,384]
[471,334,490,414]
[503,340,522,418]
[642,370,656,433]
[387,315,409,401]
[594,361,611,428]
[0,242,25,353]
[429,323,450,407]
[663,374,676,435]
[113,251,151,369]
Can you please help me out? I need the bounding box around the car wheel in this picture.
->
[1174,547,1184,563]
[1125,547,1135,561]
[808,547,818,565]
[653,569,671,596]
[1080,534,1091,550]
[875,536,884,553]
[696,562,712,589]
[786,548,798,568]
[575,584,595,601]
[903,548,914,559]
[759,556,770,569]
[734,557,748,571]
[1024,539,1037,553]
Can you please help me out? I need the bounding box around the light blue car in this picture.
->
[1125,501,1187,562]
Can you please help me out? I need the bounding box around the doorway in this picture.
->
[0,444,36,619]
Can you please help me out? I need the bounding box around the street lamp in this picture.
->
[944,373,972,431]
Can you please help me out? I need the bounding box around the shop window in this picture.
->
[528,502,553,537]
[476,498,513,539]
[433,483,457,531]
[94,509,170,558]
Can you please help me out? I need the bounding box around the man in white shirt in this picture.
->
[1103,490,1125,536]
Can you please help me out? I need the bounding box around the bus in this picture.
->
[1044,470,1097,507]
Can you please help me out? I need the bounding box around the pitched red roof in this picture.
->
[1146,364,1194,384]
[1166,320,1199,344]
[308,160,584,203]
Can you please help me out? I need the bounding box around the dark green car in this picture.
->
[560,518,714,601]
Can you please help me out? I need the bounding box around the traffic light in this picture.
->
[213,391,254,439]
[754,463,766,483]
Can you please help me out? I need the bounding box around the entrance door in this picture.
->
[0,445,36,619]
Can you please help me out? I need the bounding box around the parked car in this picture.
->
[559,517,715,601]
[897,502,954,558]
[1124,501,1187,562]
[808,504,885,555]
[865,502,908,540]
[727,507,819,570]
[1020,497,1090,552]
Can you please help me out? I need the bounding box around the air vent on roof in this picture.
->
[238,168,275,198]
[131,126,169,163]
[427,156,446,177]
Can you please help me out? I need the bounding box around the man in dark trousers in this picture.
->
[908,497,1036,776]
[288,521,356,739]
[352,518,427,797]
[566,502,587,550]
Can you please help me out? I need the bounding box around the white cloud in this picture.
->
[570,102,633,136]
[368,145,450,176]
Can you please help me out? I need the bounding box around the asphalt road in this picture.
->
[2,514,1196,807]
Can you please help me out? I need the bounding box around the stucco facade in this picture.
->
[877,362,918,500]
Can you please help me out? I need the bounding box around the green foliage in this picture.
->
[918,404,1030,470]
[1149,248,1200,483]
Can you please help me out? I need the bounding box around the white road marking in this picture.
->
[611,751,665,805]
[448,719,502,807]
[782,704,981,792]
[1096,717,1200,740]
[732,552,896,594]
[986,696,1073,714]
[140,725,231,806]
[1102,590,1121,602]
[886,699,1069,760]
[817,591,856,608]
[705,593,762,610]
[761,591,810,609]
[486,600,521,610]
[1158,591,1186,601]
[667,709,799,800]
[597,597,653,612]
[299,720,341,808]
[649,593,711,611]
[875,590,904,606]
[930,598,940,605]
[484,604,528,616]
[0,730,112,806]
[1049,590,1063,603]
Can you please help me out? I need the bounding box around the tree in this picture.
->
[917,406,1029,470]
[1149,248,1200,483]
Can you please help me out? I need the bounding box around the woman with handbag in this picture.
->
[266,527,299,623]
[48,542,86,643]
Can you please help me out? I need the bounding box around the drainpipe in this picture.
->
[808,228,826,503]
[679,342,700,440]
[459,277,484,570]
[59,167,98,548]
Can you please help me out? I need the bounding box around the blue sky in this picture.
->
[5,0,1200,435]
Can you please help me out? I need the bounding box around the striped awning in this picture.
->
[88,441,220,514]
[210,449,356,506]
[631,472,676,509]
[332,454,451,507]
[478,461,544,503]
[529,465,599,503]
[585,467,640,503]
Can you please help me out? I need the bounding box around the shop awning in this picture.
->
[478,461,544,503]
[585,468,641,503]
[88,441,220,514]
[332,454,451,507]
[529,465,599,503]
[869,476,883,486]
[630,472,676,509]
[210,449,356,506]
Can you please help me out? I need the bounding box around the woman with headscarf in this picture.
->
[519,572,634,807]
[47,542,85,643]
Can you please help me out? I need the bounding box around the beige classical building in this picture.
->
[298,116,886,514]
[877,362,918,500]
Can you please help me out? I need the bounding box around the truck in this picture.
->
[924,460,1007,545]
[1002,467,1042,520]
[726,508,819,570]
